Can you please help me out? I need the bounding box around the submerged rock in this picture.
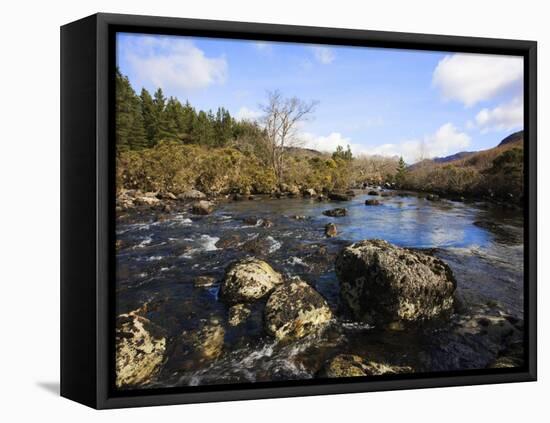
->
[194,275,217,288]
[368,190,380,196]
[181,319,225,360]
[228,303,252,327]
[320,354,412,378]
[264,278,333,341]
[115,313,166,388]
[365,199,381,206]
[220,257,283,303]
[325,223,338,238]
[191,200,215,215]
[323,207,348,217]
[328,192,351,201]
[335,240,456,324]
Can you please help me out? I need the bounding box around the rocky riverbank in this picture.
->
[115,190,525,389]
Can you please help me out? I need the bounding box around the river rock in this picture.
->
[157,191,177,200]
[228,303,252,327]
[380,191,393,197]
[194,275,217,288]
[325,223,337,237]
[135,196,161,206]
[321,354,412,378]
[335,240,456,324]
[178,189,207,200]
[287,185,301,197]
[426,194,440,201]
[368,190,380,196]
[115,313,166,388]
[264,278,333,341]
[323,207,347,217]
[220,257,283,303]
[191,200,215,215]
[303,188,317,197]
[328,191,351,201]
[365,199,381,206]
[181,319,225,360]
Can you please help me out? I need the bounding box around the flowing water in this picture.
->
[116,191,524,387]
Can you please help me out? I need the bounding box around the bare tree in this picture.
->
[260,90,318,186]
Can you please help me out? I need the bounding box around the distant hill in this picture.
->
[285,146,326,158]
[498,130,524,146]
[418,130,523,169]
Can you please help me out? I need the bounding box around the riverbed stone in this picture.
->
[323,207,348,217]
[228,303,252,326]
[191,200,215,215]
[264,278,333,341]
[328,191,351,201]
[325,223,338,237]
[335,240,456,324]
[368,190,380,196]
[320,354,413,378]
[115,313,166,388]
[178,189,206,200]
[194,275,217,288]
[220,257,283,303]
[365,199,381,206]
[303,188,317,197]
[181,319,225,360]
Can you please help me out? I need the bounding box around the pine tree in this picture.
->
[332,144,353,161]
[395,156,408,186]
[115,69,147,151]
[140,88,157,148]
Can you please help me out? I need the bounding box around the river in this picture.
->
[115,190,525,387]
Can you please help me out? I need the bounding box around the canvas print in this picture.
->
[114,32,525,390]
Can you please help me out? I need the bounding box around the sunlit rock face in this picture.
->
[264,278,333,341]
[115,313,166,388]
[336,239,456,324]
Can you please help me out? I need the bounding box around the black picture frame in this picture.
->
[60,12,537,409]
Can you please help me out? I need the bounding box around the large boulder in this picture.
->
[323,207,347,217]
[191,200,215,215]
[264,278,333,341]
[220,257,283,303]
[328,192,351,201]
[335,240,456,324]
[115,313,166,388]
[320,354,412,378]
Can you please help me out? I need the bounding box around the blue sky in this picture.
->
[117,32,523,163]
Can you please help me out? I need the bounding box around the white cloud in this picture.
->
[125,35,227,92]
[432,53,523,107]
[253,42,272,53]
[301,132,355,152]
[236,106,262,122]
[311,46,335,64]
[370,123,471,163]
[475,97,523,133]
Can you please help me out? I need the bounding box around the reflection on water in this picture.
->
[116,192,524,387]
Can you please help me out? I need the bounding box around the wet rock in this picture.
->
[191,200,215,215]
[228,304,251,327]
[426,194,440,201]
[232,193,247,201]
[215,233,242,249]
[243,216,260,225]
[178,189,206,200]
[328,192,351,201]
[320,354,413,378]
[303,188,317,197]
[325,223,337,238]
[220,257,283,304]
[323,207,348,217]
[194,275,217,288]
[317,194,327,201]
[181,319,225,360]
[287,185,301,197]
[261,219,274,228]
[368,190,380,196]
[365,199,381,206]
[335,240,456,324]
[115,313,166,388]
[264,278,333,341]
